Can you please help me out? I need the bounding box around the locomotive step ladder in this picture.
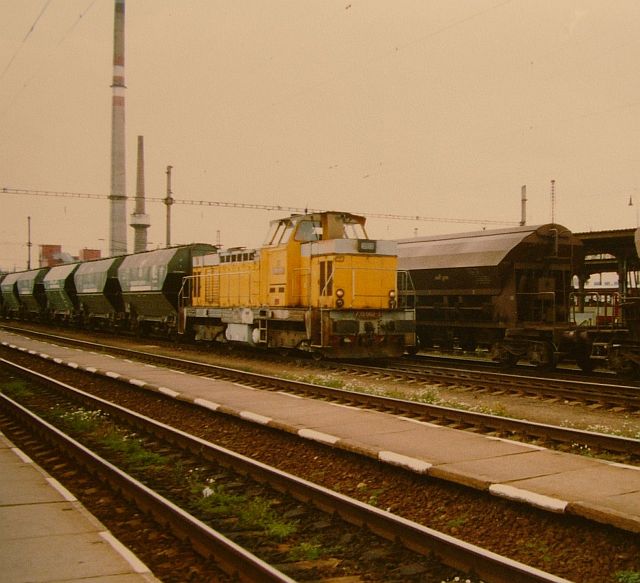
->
[258,308,269,343]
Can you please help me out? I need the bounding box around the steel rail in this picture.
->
[0,358,571,583]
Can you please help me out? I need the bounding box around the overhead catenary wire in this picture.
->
[0,187,516,226]
[0,0,53,83]
[0,0,98,120]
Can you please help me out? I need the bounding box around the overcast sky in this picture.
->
[1,1,639,270]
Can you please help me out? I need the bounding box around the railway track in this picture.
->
[0,359,572,583]
[403,351,621,381]
[2,325,638,461]
[325,358,640,412]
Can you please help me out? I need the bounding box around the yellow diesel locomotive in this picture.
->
[178,211,415,358]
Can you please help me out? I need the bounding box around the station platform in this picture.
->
[0,430,159,582]
[2,329,640,536]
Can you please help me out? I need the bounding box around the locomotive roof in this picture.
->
[397,223,578,269]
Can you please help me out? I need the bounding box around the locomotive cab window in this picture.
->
[264,220,294,246]
[344,221,367,240]
[295,220,323,242]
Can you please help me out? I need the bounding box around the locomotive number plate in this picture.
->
[354,311,382,319]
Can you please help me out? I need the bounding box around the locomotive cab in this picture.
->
[261,212,397,311]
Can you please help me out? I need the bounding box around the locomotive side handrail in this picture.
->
[397,270,415,309]
[178,276,191,310]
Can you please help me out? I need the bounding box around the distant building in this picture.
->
[39,245,101,267]
[79,248,101,262]
[39,244,64,267]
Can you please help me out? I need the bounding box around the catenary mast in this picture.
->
[109,0,127,256]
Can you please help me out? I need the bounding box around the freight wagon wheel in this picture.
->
[611,355,640,379]
[497,351,518,369]
[575,352,594,373]
[533,342,556,371]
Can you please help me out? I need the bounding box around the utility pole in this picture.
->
[165,165,174,247]
[27,216,32,270]
[520,185,527,226]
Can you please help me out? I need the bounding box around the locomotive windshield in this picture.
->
[264,219,294,246]
[343,221,367,240]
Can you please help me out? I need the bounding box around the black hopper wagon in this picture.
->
[397,223,585,370]
[116,244,216,338]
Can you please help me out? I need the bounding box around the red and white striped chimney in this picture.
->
[109,0,127,256]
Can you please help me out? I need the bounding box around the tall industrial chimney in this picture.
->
[109,0,127,256]
[130,136,150,253]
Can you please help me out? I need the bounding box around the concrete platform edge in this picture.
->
[1,431,158,581]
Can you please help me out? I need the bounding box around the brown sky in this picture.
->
[1,0,639,269]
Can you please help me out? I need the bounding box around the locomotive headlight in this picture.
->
[389,290,397,308]
[336,289,345,298]
[389,290,396,299]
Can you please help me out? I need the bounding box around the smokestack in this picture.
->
[109,0,127,256]
[130,135,150,253]
[520,185,527,226]
[550,179,556,224]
